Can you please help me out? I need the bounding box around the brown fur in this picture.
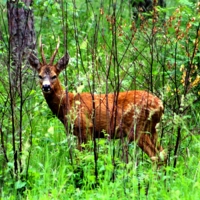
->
[29,51,166,162]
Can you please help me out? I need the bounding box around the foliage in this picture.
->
[0,0,200,199]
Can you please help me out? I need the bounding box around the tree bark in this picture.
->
[7,0,36,176]
[7,0,35,80]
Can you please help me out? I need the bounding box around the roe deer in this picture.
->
[29,40,166,162]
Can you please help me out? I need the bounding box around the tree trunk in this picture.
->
[7,0,36,177]
[7,0,35,80]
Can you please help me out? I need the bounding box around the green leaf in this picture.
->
[15,181,26,189]
[48,126,54,134]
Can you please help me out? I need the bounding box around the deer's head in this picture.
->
[29,38,70,93]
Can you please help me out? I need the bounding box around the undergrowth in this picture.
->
[0,0,200,199]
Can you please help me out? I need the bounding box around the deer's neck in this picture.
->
[43,81,74,124]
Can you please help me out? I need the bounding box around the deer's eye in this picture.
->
[51,75,57,80]
[38,75,43,80]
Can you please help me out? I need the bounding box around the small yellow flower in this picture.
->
[166,85,171,92]
[180,65,184,72]
[190,75,200,88]
[181,71,186,86]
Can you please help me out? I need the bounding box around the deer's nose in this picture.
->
[42,79,51,92]
[42,84,51,92]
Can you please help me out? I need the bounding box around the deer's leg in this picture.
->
[137,133,159,158]
[151,126,164,151]
[128,128,158,158]
[76,127,93,151]
[136,129,166,163]
[75,127,87,151]
[128,122,166,162]
[127,108,158,157]
[149,126,167,163]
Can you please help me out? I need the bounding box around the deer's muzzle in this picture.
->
[42,78,51,93]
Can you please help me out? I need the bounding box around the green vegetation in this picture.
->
[0,0,200,199]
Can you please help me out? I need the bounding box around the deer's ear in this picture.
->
[56,52,70,72]
[29,53,41,71]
